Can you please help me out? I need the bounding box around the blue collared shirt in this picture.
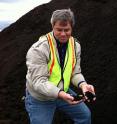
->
[56,39,68,70]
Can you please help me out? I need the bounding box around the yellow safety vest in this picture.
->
[47,32,76,92]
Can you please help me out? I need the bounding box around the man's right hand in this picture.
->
[58,91,83,105]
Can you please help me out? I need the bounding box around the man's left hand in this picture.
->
[80,82,96,102]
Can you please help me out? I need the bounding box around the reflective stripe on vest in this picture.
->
[47,32,76,92]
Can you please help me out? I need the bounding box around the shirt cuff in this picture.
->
[78,81,86,88]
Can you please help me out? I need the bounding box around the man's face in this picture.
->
[53,20,72,43]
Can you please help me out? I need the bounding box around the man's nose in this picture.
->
[61,30,66,35]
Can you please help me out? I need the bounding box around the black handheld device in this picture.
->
[85,91,96,101]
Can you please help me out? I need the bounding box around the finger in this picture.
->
[71,99,84,105]
[93,96,96,101]
[83,92,88,100]
[88,85,95,94]
[66,94,74,101]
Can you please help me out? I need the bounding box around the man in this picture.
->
[25,9,95,124]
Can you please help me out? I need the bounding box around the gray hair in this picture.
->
[50,9,75,27]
